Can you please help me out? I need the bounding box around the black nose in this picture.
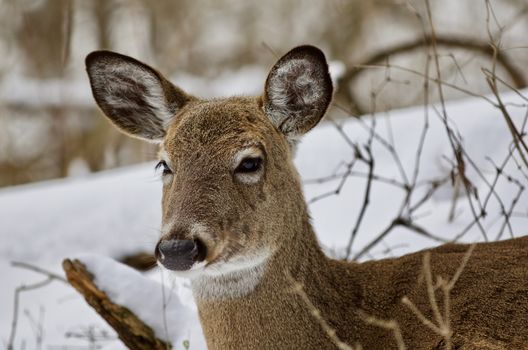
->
[155,239,207,271]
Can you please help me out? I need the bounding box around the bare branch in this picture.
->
[286,272,357,350]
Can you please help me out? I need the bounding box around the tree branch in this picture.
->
[338,35,527,115]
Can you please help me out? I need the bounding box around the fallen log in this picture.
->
[62,258,171,350]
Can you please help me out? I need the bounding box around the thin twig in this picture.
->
[286,272,357,350]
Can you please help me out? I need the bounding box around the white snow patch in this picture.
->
[0,163,162,263]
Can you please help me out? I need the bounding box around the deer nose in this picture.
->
[155,239,207,271]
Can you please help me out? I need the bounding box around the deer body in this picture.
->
[196,222,528,349]
[86,46,528,349]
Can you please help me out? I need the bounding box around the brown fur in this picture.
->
[86,46,528,350]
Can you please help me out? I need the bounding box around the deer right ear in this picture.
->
[86,51,193,142]
[262,45,333,140]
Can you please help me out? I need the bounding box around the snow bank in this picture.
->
[0,164,161,263]
[298,91,528,256]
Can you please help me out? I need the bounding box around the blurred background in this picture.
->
[1,0,528,188]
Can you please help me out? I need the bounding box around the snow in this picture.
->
[300,92,528,256]
[0,163,161,263]
[1,88,528,349]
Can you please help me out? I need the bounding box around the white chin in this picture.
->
[190,252,273,299]
[157,260,207,279]
[202,250,273,277]
[158,249,273,280]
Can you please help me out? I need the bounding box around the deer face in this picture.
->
[86,46,333,278]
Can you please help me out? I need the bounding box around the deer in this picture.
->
[86,45,528,349]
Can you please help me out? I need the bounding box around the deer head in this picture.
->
[86,46,332,282]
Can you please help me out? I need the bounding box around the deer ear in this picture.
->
[263,45,333,139]
[86,51,193,142]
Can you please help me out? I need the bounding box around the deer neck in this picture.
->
[192,216,364,349]
[190,210,326,300]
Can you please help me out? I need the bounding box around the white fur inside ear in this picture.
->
[265,58,325,131]
[92,61,174,126]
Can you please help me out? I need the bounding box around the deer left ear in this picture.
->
[262,45,333,138]
[86,51,194,142]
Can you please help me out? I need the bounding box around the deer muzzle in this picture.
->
[155,238,207,271]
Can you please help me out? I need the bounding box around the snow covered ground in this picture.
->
[1,88,527,349]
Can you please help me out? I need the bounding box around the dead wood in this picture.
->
[62,258,170,350]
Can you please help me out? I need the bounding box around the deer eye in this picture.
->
[235,157,262,173]
[155,160,172,176]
